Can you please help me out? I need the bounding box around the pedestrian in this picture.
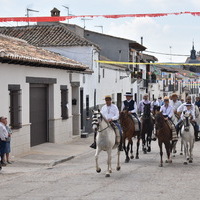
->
[0,116,9,168]
[4,118,12,164]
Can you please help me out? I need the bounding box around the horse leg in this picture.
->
[147,130,152,152]
[130,139,134,159]
[172,140,177,157]
[95,148,102,173]
[124,140,130,163]
[136,136,140,159]
[116,149,121,171]
[183,141,188,165]
[142,132,147,154]
[189,140,194,163]
[165,142,172,163]
[159,141,163,167]
[106,149,112,177]
[180,139,183,155]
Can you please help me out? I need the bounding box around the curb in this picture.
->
[48,156,75,168]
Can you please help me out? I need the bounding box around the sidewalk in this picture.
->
[11,134,94,168]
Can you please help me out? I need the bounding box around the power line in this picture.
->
[145,50,189,57]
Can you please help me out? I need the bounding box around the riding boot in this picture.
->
[90,132,97,149]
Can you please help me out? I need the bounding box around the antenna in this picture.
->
[95,25,103,33]
[26,8,39,26]
[62,5,70,23]
[81,18,93,29]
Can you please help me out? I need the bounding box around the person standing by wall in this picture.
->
[4,118,12,164]
[0,116,9,168]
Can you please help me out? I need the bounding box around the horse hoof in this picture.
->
[96,169,101,173]
[116,166,121,171]
[105,174,110,177]
[109,170,112,173]
[135,156,139,159]
[143,150,147,154]
[189,160,193,163]
[173,150,177,154]
[147,147,151,152]
[180,153,183,155]
[184,162,188,165]
[173,155,175,157]
[130,156,134,159]
[125,159,130,163]
[159,164,163,167]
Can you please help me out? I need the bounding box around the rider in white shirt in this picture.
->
[169,93,182,113]
[176,96,199,141]
[90,95,123,150]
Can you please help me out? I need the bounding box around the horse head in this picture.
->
[155,111,165,129]
[182,111,191,131]
[143,103,151,117]
[92,109,102,132]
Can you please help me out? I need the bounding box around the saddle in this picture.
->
[130,114,140,132]
[165,120,178,141]
[110,122,121,145]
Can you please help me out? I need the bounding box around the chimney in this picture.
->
[51,7,60,17]
[141,37,143,45]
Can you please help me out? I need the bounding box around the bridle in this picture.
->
[92,111,110,132]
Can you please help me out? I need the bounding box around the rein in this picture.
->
[98,124,110,132]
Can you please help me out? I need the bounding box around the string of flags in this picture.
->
[1,11,200,22]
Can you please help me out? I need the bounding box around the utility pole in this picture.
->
[81,18,93,29]
[26,8,39,26]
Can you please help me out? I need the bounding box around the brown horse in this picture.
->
[119,110,140,163]
[154,111,172,167]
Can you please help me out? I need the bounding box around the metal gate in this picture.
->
[30,84,48,146]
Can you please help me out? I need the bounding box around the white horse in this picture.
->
[92,110,121,177]
[180,111,195,165]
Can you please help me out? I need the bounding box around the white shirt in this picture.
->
[160,104,173,118]
[151,100,159,107]
[177,102,195,113]
[101,104,119,121]
[0,122,8,141]
[169,100,182,111]
[181,107,195,120]
[138,99,152,113]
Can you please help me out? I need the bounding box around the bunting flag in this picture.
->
[1,11,200,22]
[96,60,200,66]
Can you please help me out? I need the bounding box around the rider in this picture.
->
[90,95,123,150]
[169,93,182,114]
[138,94,153,115]
[176,96,200,141]
[160,96,178,142]
[122,92,140,131]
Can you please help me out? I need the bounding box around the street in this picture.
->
[1,137,200,200]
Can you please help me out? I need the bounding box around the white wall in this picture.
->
[0,63,79,156]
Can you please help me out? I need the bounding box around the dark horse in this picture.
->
[154,111,172,167]
[119,110,140,163]
[140,103,154,154]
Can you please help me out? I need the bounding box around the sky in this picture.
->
[1,0,200,63]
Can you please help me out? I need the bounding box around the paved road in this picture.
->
[1,137,200,200]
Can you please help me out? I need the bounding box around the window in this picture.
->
[8,85,22,129]
[60,85,69,119]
